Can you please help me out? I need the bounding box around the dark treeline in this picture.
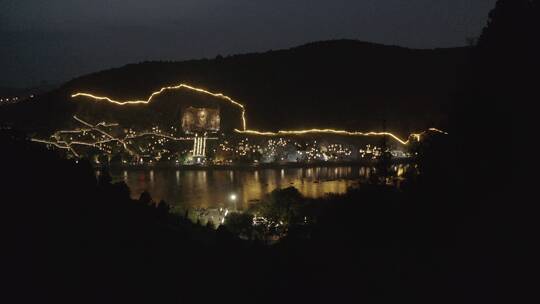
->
[2,129,470,304]
[2,130,251,303]
[3,0,532,302]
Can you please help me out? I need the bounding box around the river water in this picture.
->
[107,165,407,211]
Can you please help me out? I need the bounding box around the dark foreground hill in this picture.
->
[1,40,470,137]
[2,129,494,303]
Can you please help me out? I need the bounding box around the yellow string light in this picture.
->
[72,83,247,131]
[234,129,419,145]
[71,82,447,146]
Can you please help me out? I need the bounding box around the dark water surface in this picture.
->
[107,165,407,210]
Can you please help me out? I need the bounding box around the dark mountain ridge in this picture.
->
[2,40,470,137]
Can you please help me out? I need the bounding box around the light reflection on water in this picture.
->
[107,166,406,210]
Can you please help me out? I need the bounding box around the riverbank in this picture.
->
[97,159,414,171]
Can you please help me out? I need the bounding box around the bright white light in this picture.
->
[229,194,237,201]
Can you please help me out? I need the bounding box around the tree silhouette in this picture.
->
[206,219,215,230]
[139,190,153,205]
[4,1,527,302]
[224,212,253,239]
[478,0,533,50]
[97,169,112,187]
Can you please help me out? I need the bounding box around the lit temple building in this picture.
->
[30,82,444,165]
[182,107,221,164]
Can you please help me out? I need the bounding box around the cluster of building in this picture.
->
[39,120,411,166]
[32,102,418,166]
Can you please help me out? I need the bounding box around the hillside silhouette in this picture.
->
[3,0,534,301]
[1,40,469,137]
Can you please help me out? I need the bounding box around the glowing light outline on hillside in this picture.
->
[72,83,247,131]
[428,128,448,135]
[32,116,133,157]
[234,129,417,145]
[31,138,81,157]
[31,115,210,158]
[71,83,447,146]
[73,115,137,156]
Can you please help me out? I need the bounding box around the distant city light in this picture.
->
[30,83,447,161]
[70,82,443,146]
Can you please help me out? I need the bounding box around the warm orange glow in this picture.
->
[31,115,209,158]
[73,115,137,155]
[72,83,247,130]
[428,128,449,135]
[31,138,80,157]
[234,129,425,145]
[71,83,447,146]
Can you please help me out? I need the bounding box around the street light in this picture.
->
[229,193,237,201]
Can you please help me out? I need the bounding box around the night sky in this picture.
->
[1,0,496,88]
